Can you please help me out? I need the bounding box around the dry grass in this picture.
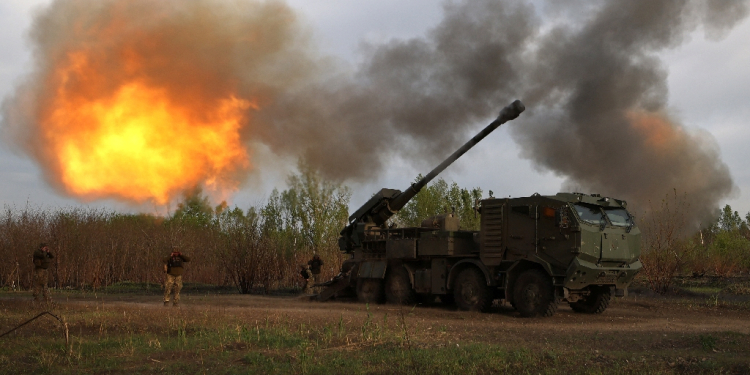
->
[0,206,345,294]
[2,288,750,374]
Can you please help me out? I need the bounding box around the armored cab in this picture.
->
[316,101,642,317]
[476,193,641,316]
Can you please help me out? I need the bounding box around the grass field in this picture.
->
[1,280,750,374]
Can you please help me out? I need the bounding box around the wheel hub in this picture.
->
[461,285,478,302]
[523,285,540,307]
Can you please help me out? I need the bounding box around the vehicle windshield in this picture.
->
[573,204,605,226]
[604,208,633,227]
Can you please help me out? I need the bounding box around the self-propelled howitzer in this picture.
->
[338,100,526,253]
[317,100,641,318]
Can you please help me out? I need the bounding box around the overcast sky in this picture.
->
[1,0,749,219]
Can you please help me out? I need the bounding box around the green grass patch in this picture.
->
[4,323,750,374]
[2,291,750,374]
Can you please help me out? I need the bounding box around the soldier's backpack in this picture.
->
[300,269,309,279]
[309,259,322,273]
[168,255,183,271]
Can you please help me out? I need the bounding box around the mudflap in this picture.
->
[315,273,352,302]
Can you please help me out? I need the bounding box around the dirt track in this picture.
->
[34,290,750,340]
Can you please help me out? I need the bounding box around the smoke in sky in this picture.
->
[2,0,746,223]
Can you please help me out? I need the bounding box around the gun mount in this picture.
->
[338,100,526,253]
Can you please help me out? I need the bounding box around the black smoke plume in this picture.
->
[2,0,746,224]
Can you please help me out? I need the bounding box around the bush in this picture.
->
[707,231,750,276]
[639,190,690,294]
[0,163,351,293]
[683,204,750,277]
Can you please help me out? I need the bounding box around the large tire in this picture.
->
[570,286,611,314]
[513,269,558,317]
[453,268,493,312]
[357,278,385,304]
[385,266,416,305]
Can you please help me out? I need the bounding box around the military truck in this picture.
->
[317,100,642,317]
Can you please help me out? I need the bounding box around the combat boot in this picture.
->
[164,301,170,307]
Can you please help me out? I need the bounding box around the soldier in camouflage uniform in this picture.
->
[300,265,313,295]
[32,243,54,303]
[307,253,323,293]
[162,247,190,306]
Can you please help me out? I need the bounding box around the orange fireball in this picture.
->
[3,0,308,206]
[42,51,253,204]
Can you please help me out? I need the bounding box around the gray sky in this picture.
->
[1,0,749,220]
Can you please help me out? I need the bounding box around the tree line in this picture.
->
[0,162,352,293]
[1,167,748,294]
[640,191,750,293]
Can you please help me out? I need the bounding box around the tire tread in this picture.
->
[513,269,558,318]
[570,286,611,314]
[453,268,493,312]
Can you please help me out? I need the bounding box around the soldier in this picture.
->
[32,243,54,303]
[162,247,190,307]
[307,253,324,292]
[300,265,313,295]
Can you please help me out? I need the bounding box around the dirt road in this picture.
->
[34,290,750,341]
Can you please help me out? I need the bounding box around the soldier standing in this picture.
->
[300,265,313,295]
[162,247,190,307]
[32,243,54,303]
[307,253,324,293]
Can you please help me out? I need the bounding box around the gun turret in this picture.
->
[339,100,526,252]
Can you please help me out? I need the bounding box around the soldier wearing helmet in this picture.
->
[32,243,54,303]
[307,253,324,293]
[162,247,190,306]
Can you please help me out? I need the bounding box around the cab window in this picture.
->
[573,203,605,226]
[604,208,633,227]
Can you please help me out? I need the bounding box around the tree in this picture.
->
[171,186,215,227]
[215,206,264,294]
[718,205,742,232]
[640,190,690,294]
[394,176,483,230]
[707,204,750,275]
[247,160,352,287]
[260,161,351,253]
[281,160,351,252]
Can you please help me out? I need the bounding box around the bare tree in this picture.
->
[640,190,690,294]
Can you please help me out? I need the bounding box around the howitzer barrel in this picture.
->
[389,100,525,211]
[339,100,525,252]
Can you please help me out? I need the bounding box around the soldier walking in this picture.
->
[32,243,54,303]
[300,265,313,295]
[162,247,190,307]
[307,253,323,293]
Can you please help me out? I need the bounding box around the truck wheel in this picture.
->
[357,278,385,304]
[385,266,416,305]
[513,269,558,317]
[570,286,611,314]
[453,268,492,312]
